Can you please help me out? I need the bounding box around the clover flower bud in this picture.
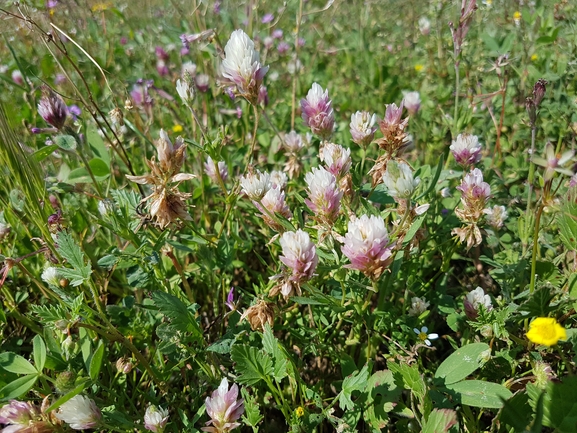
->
[116,357,134,374]
[408,297,430,316]
[195,74,210,93]
[402,91,421,115]
[304,167,342,224]
[205,156,228,184]
[55,395,101,430]
[144,405,169,432]
[301,83,335,140]
[239,170,272,201]
[221,29,269,103]
[202,379,244,433]
[349,111,377,147]
[382,160,420,199]
[464,286,492,320]
[341,214,394,280]
[533,361,556,389]
[320,142,351,179]
[240,300,275,330]
[176,78,195,105]
[37,85,68,130]
[450,133,482,168]
[483,205,508,229]
[12,70,24,85]
[418,17,431,35]
[55,371,77,393]
[532,78,548,107]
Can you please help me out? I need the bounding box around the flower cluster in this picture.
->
[464,287,492,320]
[202,379,244,433]
[126,130,195,228]
[349,111,377,147]
[304,167,343,225]
[301,83,335,140]
[450,133,482,168]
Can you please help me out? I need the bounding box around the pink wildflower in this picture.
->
[254,187,292,232]
[37,85,68,130]
[320,142,351,179]
[204,156,228,184]
[450,133,482,168]
[304,167,342,224]
[202,378,244,433]
[349,111,377,147]
[277,229,318,296]
[301,83,335,140]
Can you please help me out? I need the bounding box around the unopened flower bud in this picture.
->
[176,78,195,105]
[38,85,68,130]
[116,357,134,374]
[55,370,77,393]
[532,78,548,107]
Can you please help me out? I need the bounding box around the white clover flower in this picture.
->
[176,78,194,105]
[55,395,101,430]
[402,91,421,115]
[304,166,342,223]
[464,287,493,319]
[144,405,169,432]
[349,111,377,146]
[414,326,438,346]
[320,142,351,179]
[418,17,431,35]
[239,170,272,201]
[483,205,508,230]
[408,297,430,317]
[41,267,60,287]
[382,160,420,199]
[270,170,288,190]
[450,133,482,168]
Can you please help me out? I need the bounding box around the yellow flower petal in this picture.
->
[526,317,566,347]
[172,124,183,133]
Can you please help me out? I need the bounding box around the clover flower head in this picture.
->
[382,160,420,199]
[176,78,195,105]
[483,205,508,230]
[304,166,342,224]
[402,91,421,115]
[341,214,394,280]
[457,168,491,210]
[413,326,438,346]
[270,170,288,190]
[464,286,492,320]
[144,405,169,432]
[320,142,351,179]
[254,187,292,232]
[0,400,38,427]
[418,17,431,35]
[37,85,68,130]
[349,111,377,146]
[450,133,482,168]
[55,395,101,430]
[239,170,272,201]
[205,156,228,184]
[279,230,318,291]
[408,297,430,316]
[221,29,269,103]
[202,378,244,433]
[526,317,566,347]
[301,83,335,139]
[283,130,305,153]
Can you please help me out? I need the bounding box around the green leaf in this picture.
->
[44,382,87,412]
[241,387,264,428]
[68,158,110,183]
[422,408,459,433]
[89,341,105,381]
[339,364,370,411]
[389,362,426,399]
[231,345,273,386]
[558,200,577,251]
[151,292,202,340]
[32,335,46,372]
[262,324,287,382]
[53,134,77,151]
[0,352,38,375]
[542,376,577,432]
[434,343,490,385]
[56,231,92,286]
[32,144,59,162]
[445,380,512,408]
[499,391,532,431]
[0,375,38,401]
[416,154,444,200]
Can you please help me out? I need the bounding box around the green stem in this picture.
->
[524,126,537,254]
[453,61,460,140]
[78,148,103,197]
[529,204,544,294]
[246,104,260,168]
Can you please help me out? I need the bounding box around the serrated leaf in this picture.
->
[339,364,370,411]
[32,335,46,372]
[53,134,77,151]
[262,324,288,382]
[56,232,92,284]
[0,375,38,401]
[446,380,512,408]
[434,343,490,385]
[422,408,459,433]
[241,387,264,428]
[389,362,426,399]
[542,375,577,432]
[151,292,202,339]
[231,345,273,386]
[0,352,38,375]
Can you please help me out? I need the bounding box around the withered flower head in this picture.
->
[239,300,275,331]
[126,129,195,229]
[532,78,548,107]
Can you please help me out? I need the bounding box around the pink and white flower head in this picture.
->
[0,400,39,428]
[176,78,195,105]
[270,170,288,190]
[38,85,68,130]
[278,229,318,296]
[202,378,244,433]
[382,160,420,199]
[301,83,335,140]
[382,102,404,129]
[341,214,394,280]
[283,130,305,153]
[195,74,210,93]
[408,297,430,317]
[402,91,421,115]
[144,405,169,432]
[418,17,431,35]
[450,133,482,168]
[483,205,508,230]
[255,187,292,232]
[221,29,269,103]
[55,395,102,430]
[239,170,272,201]
[304,166,343,224]
[12,70,24,86]
[464,286,493,320]
[456,168,491,218]
[349,111,377,146]
[205,156,228,184]
[320,142,351,179]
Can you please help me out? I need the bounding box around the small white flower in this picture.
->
[408,297,430,317]
[270,170,288,190]
[239,170,272,201]
[41,267,60,287]
[402,91,421,115]
[382,160,420,198]
[55,395,101,430]
[413,326,438,346]
[144,405,169,432]
[464,287,493,320]
[176,78,194,105]
[483,205,508,229]
[349,111,377,146]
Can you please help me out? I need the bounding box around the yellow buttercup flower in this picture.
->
[526,317,566,347]
[414,64,424,73]
[92,2,112,12]
[295,406,305,418]
[172,124,183,133]
[531,54,538,61]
